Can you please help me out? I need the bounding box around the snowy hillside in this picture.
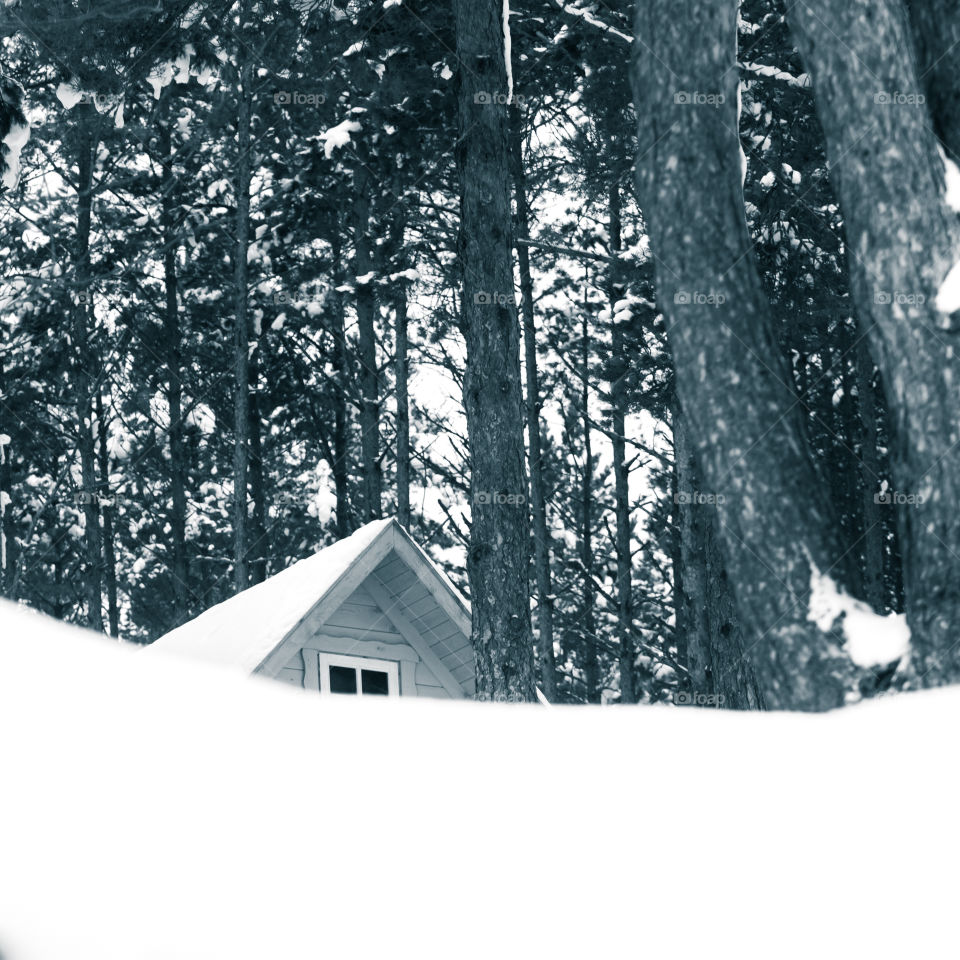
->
[0,600,956,959]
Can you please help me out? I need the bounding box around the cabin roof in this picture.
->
[151,518,472,679]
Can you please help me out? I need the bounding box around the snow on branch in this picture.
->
[739,61,811,89]
[549,0,632,45]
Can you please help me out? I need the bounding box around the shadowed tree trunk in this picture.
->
[158,93,188,626]
[510,107,558,702]
[330,222,351,538]
[95,390,118,638]
[630,0,856,709]
[673,407,763,709]
[248,347,267,585]
[454,0,536,701]
[354,162,382,523]
[907,0,960,162]
[580,301,599,703]
[607,182,636,704]
[232,6,252,592]
[72,101,102,631]
[855,339,885,612]
[787,0,960,685]
[0,352,15,597]
[395,274,411,529]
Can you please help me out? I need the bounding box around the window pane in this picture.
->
[329,665,357,694]
[361,669,389,696]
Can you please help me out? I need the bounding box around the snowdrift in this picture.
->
[0,599,955,959]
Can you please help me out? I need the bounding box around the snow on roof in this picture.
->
[151,517,395,671]
[1,600,959,959]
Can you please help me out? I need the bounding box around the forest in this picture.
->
[1,0,958,710]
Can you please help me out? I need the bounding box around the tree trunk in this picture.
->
[354,163,381,523]
[907,0,960,162]
[630,0,856,709]
[72,101,103,631]
[454,0,536,701]
[330,225,351,538]
[0,352,15,598]
[158,94,188,627]
[608,182,636,704]
[248,347,267,584]
[395,276,411,529]
[95,390,119,638]
[510,107,558,702]
[673,407,764,709]
[855,339,885,612]
[787,0,960,685]
[232,16,252,592]
[580,299,599,703]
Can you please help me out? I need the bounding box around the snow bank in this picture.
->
[808,561,910,667]
[1,601,957,960]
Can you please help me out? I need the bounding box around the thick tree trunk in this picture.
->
[72,102,103,631]
[95,390,119,638]
[608,183,636,704]
[630,0,856,709]
[395,277,411,529]
[158,97,188,627]
[454,0,536,701]
[673,408,764,710]
[510,108,558,702]
[907,0,960,162]
[787,0,960,684]
[354,164,382,523]
[232,25,252,592]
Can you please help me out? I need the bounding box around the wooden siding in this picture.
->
[269,571,473,698]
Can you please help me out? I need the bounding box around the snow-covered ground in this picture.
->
[1,599,955,959]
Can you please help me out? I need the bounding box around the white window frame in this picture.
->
[317,652,400,697]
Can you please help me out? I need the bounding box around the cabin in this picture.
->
[152,518,475,698]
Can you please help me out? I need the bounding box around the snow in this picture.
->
[2,599,959,960]
[55,82,85,109]
[936,260,960,316]
[1,116,29,191]
[151,518,395,671]
[321,119,362,159]
[939,145,960,213]
[503,0,513,105]
[808,560,910,667]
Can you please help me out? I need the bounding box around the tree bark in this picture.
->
[72,101,103,631]
[354,163,382,523]
[330,226,352,538]
[855,339,886,612]
[0,351,15,598]
[787,0,960,684]
[630,0,856,709]
[607,182,637,704]
[509,107,558,702]
[95,389,119,638]
[232,10,252,592]
[158,94,188,627]
[580,297,599,703]
[248,347,267,584]
[673,407,764,709]
[906,0,960,162]
[454,0,536,701]
[395,276,411,529]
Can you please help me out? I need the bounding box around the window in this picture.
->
[317,653,399,697]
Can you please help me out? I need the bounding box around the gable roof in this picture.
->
[151,518,471,677]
